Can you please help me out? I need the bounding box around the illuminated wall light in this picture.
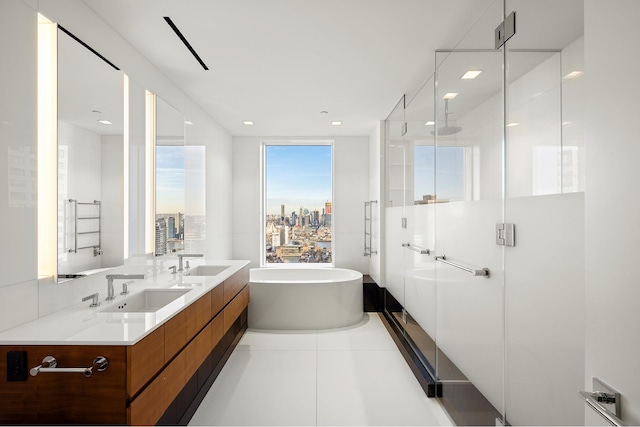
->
[443,92,459,100]
[145,91,156,255]
[563,71,584,80]
[424,121,435,126]
[461,70,482,79]
[123,74,129,259]
[37,14,57,278]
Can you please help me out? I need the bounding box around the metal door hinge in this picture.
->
[496,223,515,247]
[495,11,516,49]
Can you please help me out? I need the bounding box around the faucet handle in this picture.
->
[120,281,132,295]
[185,260,190,269]
[169,266,177,275]
[82,293,100,307]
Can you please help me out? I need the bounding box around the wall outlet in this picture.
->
[7,351,27,381]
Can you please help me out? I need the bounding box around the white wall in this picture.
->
[368,122,383,284]
[232,136,369,273]
[584,1,640,424]
[0,0,39,332]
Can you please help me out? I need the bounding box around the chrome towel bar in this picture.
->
[401,243,430,255]
[580,378,624,426]
[435,255,489,277]
[30,355,109,378]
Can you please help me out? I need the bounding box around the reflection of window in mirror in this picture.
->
[155,145,185,256]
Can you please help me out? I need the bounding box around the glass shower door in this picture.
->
[433,1,506,424]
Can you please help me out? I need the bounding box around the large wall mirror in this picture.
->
[57,27,125,280]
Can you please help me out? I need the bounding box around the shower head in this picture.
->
[431,98,463,136]
[433,124,463,136]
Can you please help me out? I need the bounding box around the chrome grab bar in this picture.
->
[29,355,109,378]
[401,243,430,255]
[580,378,624,426]
[435,255,489,277]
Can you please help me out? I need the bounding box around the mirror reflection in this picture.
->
[154,97,185,256]
[57,28,124,280]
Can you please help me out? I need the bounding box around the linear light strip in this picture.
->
[123,75,130,259]
[37,14,58,278]
[145,91,157,254]
[163,17,209,70]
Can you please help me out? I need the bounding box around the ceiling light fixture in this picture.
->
[443,93,459,100]
[243,120,254,125]
[461,70,482,79]
[185,120,193,125]
[331,121,342,126]
[97,119,112,125]
[506,122,520,127]
[425,121,435,126]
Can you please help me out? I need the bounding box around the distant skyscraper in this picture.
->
[280,204,285,223]
[325,202,332,214]
[155,218,167,255]
[167,216,176,238]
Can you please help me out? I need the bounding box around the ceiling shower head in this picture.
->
[431,98,463,136]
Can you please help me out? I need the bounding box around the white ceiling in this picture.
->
[79,0,583,138]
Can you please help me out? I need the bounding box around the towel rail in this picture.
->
[402,243,430,255]
[435,255,489,277]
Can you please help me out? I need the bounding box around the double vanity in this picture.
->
[0,259,250,425]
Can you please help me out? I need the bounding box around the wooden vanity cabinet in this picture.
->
[0,265,250,426]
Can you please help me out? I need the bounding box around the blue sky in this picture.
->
[156,145,185,214]
[414,146,464,201]
[266,145,332,215]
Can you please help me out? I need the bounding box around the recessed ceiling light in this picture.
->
[443,93,459,100]
[331,121,342,126]
[424,121,435,126]
[97,119,112,125]
[243,120,254,125]
[506,122,520,127]
[562,121,573,126]
[461,70,482,79]
[563,71,584,80]
[185,120,193,125]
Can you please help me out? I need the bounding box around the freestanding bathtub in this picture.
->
[248,268,363,330]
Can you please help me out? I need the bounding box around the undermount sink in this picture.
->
[99,289,191,313]
[184,265,230,276]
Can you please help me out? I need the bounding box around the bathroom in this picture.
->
[0,0,639,425]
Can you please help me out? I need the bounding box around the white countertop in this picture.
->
[0,259,250,346]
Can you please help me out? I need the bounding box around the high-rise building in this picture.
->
[280,204,285,224]
[167,216,176,238]
[325,202,332,214]
[155,218,167,255]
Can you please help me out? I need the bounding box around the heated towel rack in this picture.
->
[363,200,377,256]
[67,199,102,256]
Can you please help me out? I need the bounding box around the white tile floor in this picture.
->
[188,313,453,426]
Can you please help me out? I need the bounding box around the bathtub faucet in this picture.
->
[178,254,203,272]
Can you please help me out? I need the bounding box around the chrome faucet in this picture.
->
[177,254,203,272]
[105,274,145,301]
[82,292,100,307]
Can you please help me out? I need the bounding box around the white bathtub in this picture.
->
[248,268,363,330]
